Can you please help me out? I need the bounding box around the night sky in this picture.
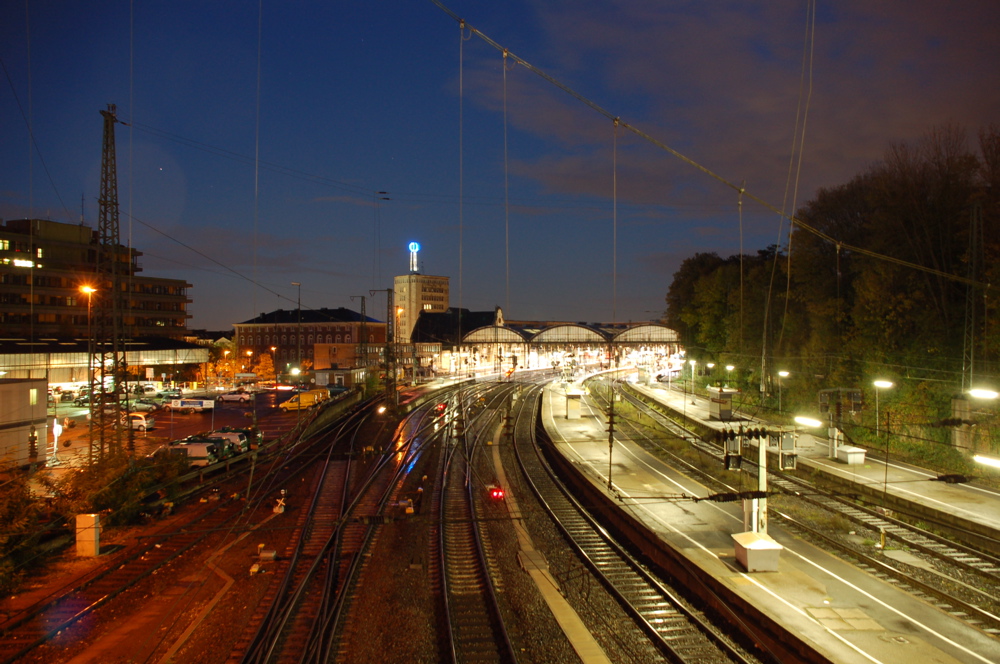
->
[2,1,997,330]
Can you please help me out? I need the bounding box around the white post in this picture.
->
[756,435,767,533]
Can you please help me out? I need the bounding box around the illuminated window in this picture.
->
[36,247,43,258]
[29,388,37,405]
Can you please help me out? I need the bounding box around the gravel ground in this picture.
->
[20,394,990,664]
[10,479,300,664]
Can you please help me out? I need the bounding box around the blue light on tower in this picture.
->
[408,242,420,273]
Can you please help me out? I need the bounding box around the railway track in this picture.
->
[238,387,466,663]
[513,384,761,664]
[0,498,238,664]
[601,378,1000,634]
[0,400,344,664]
[438,383,518,663]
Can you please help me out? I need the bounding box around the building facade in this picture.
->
[393,273,449,342]
[0,218,191,338]
[233,307,386,377]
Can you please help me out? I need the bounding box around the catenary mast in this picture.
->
[92,104,132,458]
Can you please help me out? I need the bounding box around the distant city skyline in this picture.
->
[2,1,997,330]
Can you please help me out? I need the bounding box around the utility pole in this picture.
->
[371,288,396,408]
[351,295,368,394]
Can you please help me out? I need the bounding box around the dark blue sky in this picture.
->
[2,1,998,330]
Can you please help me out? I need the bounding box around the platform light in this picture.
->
[969,388,999,400]
[794,416,823,428]
[974,455,1000,469]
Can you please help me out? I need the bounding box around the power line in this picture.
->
[427,1,994,294]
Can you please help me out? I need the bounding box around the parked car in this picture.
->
[149,441,219,468]
[278,389,328,412]
[74,394,93,406]
[218,390,252,403]
[183,435,236,459]
[218,425,262,447]
[128,413,155,431]
[125,398,161,412]
[158,388,182,399]
[208,430,249,454]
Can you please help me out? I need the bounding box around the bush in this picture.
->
[0,463,47,595]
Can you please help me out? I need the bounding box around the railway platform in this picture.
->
[628,379,1000,538]
[540,380,1000,664]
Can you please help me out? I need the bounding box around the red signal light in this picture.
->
[489,486,505,500]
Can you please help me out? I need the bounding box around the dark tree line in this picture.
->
[665,126,1000,452]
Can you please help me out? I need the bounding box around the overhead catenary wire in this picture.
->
[428,0,993,294]
[776,0,817,354]
[502,49,511,314]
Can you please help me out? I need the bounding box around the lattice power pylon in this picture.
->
[89,104,132,459]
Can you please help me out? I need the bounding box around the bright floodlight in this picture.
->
[726,365,734,371]
[873,380,894,389]
[291,368,301,376]
[778,370,789,378]
[969,388,999,400]
[794,416,824,428]
[974,455,1000,469]
[689,359,696,366]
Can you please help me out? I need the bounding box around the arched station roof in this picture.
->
[463,326,531,343]
[461,321,678,345]
[612,324,680,343]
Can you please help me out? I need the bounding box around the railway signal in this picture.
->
[488,485,505,501]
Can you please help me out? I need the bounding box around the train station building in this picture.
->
[409,306,681,381]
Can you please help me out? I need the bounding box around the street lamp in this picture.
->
[292,282,302,379]
[80,285,96,464]
[873,380,893,436]
[777,371,789,412]
[725,365,734,388]
[969,388,999,400]
[223,349,231,388]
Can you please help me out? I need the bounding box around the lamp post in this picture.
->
[396,306,404,384]
[245,350,253,386]
[689,359,697,404]
[873,380,894,507]
[292,282,301,380]
[873,380,893,437]
[80,285,96,463]
[725,365,734,388]
[777,371,789,412]
[223,349,231,389]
